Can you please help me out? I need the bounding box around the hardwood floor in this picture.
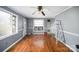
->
[7,33,72,52]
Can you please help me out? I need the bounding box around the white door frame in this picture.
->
[23,18,26,36]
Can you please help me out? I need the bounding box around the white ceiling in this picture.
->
[8,6,72,18]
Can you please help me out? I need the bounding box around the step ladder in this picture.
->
[56,20,66,44]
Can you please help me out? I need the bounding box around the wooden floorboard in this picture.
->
[7,33,72,52]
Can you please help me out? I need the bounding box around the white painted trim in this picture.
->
[33,32,45,35]
[55,37,77,52]
[53,29,79,37]
[63,31,79,37]
[55,6,73,17]
[3,35,25,52]
[52,29,78,51]
[0,33,18,40]
[0,7,17,17]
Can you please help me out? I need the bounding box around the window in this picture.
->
[33,19,44,32]
[10,15,17,33]
[0,10,18,38]
[34,19,44,26]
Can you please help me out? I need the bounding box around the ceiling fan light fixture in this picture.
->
[32,6,46,16]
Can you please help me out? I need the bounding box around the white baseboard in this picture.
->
[33,32,44,35]
[3,35,25,52]
[55,37,77,52]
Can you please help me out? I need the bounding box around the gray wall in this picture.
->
[27,18,55,34]
[44,18,55,34]
[27,18,46,34]
[27,18,33,34]
[0,6,27,52]
[44,19,47,32]
[53,6,79,51]
[55,6,79,34]
[26,19,27,34]
[46,18,55,33]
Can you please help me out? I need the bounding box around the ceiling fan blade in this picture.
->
[41,11,45,16]
[32,11,37,15]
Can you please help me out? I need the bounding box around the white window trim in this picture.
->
[33,19,45,33]
[0,7,18,40]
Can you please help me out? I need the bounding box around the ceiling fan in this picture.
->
[32,6,45,16]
